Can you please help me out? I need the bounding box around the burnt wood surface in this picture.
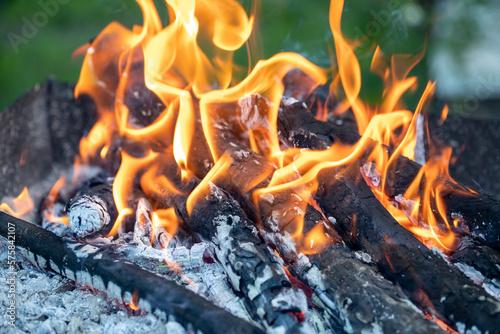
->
[314,163,500,333]
[0,79,96,201]
[0,211,264,334]
[427,114,500,200]
[303,247,444,334]
[65,179,117,238]
[277,99,500,249]
[189,185,308,332]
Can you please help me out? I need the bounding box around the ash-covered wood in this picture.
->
[133,197,154,245]
[256,184,443,333]
[314,163,500,333]
[189,185,309,332]
[449,237,500,298]
[277,97,500,250]
[298,247,443,334]
[0,211,265,334]
[65,178,117,238]
[0,79,96,201]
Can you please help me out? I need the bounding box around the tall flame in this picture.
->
[63,0,477,256]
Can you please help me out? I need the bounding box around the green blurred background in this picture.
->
[1,0,499,116]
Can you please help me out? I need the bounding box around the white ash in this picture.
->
[361,162,381,187]
[133,197,154,245]
[271,288,308,314]
[414,114,426,166]
[454,263,500,300]
[0,239,182,334]
[281,96,299,107]
[354,251,372,264]
[67,195,111,237]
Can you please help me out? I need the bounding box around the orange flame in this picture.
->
[41,176,69,226]
[65,0,475,259]
[0,187,35,219]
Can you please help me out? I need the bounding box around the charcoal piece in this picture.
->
[65,181,117,238]
[314,163,500,333]
[303,247,443,334]
[0,211,265,334]
[189,184,308,332]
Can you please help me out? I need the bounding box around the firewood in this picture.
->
[0,211,265,334]
[294,248,444,334]
[0,79,96,202]
[277,97,500,250]
[65,179,117,238]
[256,185,443,333]
[189,184,309,332]
[133,197,154,245]
[313,162,500,332]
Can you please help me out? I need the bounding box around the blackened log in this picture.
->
[65,179,117,238]
[296,248,444,334]
[257,190,443,333]
[0,211,264,334]
[277,98,500,249]
[314,163,500,333]
[189,185,309,332]
[427,114,500,200]
[0,79,96,201]
[449,237,500,298]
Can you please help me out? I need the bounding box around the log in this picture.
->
[313,162,500,333]
[0,211,264,334]
[189,184,309,332]
[65,178,117,238]
[295,248,444,334]
[277,98,500,249]
[0,79,96,201]
[235,95,443,332]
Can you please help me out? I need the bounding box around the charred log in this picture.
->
[295,248,444,334]
[314,163,500,333]
[0,211,264,334]
[65,178,117,238]
[189,185,309,332]
[277,98,500,250]
[0,79,96,201]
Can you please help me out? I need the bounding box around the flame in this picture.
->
[0,187,35,219]
[128,290,140,311]
[41,176,69,226]
[61,0,479,261]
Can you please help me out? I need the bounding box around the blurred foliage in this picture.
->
[0,0,490,112]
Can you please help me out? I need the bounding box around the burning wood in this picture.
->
[2,0,500,333]
[0,211,265,334]
[66,178,117,238]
